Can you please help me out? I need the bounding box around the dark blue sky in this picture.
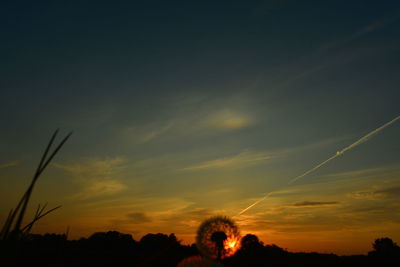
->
[1,1,399,142]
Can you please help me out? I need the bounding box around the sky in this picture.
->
[1,0,400,255]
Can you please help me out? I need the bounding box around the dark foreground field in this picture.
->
[1,231,399,267]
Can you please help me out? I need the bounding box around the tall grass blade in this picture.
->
[8,130,60,232]
[0,130,72,239]
[21,205,62,233]
[13,131,72,234]
[35,129,59,178]
[38,131,72,175]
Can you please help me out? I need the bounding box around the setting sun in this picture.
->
[224,237,241,257]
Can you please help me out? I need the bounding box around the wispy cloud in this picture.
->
[117,95,257,146]
[376,186,400,197]
[71,179,126,200]
[291,201,339,207]
[320,165,400,183]
[120,122,173,144]
[319,14,400,53]
[54,157,127,200]
[126,212,152,224]
[271,14,400,91]
[349,186,400,200]
[199,109,252,130]
[0,160,19,169]
[182,151,274,171]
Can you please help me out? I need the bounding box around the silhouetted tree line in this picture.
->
[225,234,400,267]
[12,231,196,267]
[6,231,400,266]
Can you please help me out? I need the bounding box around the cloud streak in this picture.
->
[70,179,126,200]
[126,212,152,224]
[318,13,400,53]
[292,201,339,207]
[201,109,252,130]
[270,14,400,93]
[182,151,274,171]
[349,186,400,200]
[55,157,127,200]
[0,160,19,169]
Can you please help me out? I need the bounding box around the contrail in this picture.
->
[236,192,274,216]
[237,115,400,216]
[289,115,400,184]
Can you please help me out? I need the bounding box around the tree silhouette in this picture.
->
[372,237,398,253]
[8,231,400,267]
[368,237,400,265]
[140,233,180,249]
[240,234,263,250]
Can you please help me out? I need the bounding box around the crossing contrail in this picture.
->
[237,115,400,216]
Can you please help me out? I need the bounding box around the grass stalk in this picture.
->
[0,130,72,241]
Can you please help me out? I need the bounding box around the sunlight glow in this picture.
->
[223,237,240,257]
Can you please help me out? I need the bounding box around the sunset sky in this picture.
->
[1,1,400,255]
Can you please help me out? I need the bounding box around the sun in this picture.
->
[226,240,237,249]
[223,237,240,256]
